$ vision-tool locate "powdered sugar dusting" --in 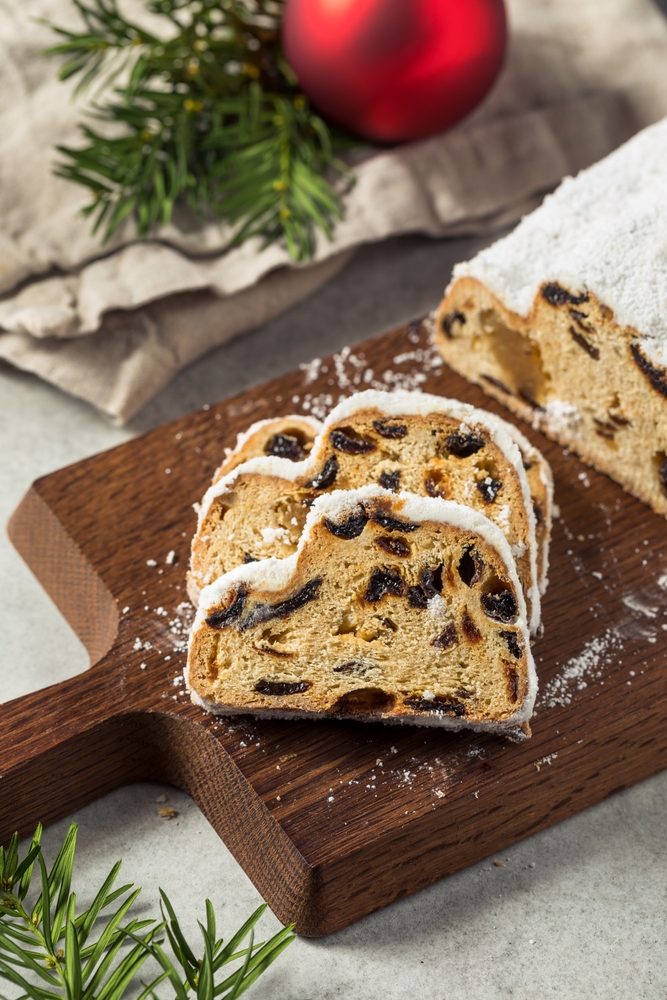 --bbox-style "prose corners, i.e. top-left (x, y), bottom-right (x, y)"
top-left (453, 116), bottom-right (667, 366)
